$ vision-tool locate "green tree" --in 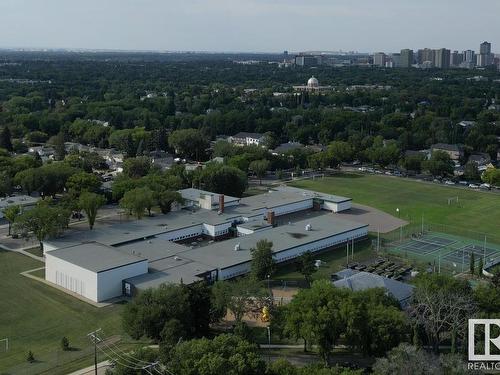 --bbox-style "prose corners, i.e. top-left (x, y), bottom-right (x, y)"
top-left (168, 128), bottom-right (209, 160)
top-left (3, 204), bottom-right (21, 236)
top-left (296, 251), bottom-right (317, 286)
top-left (423, 150), bottom-right (454, 177)
top-left (122, 284), bottom-right (192, 341)
top-left (157, 190), bottom-right (184, 214)
top-left (49, 132), bottom-right (66, 161)
top-left (199, 164), bottom-right (248, 197)
top-left (463, 161), bottom-right (480, 181)
top-left (14, 168), bottom-right (43, 195)
top-left (167, 334), bottom-right (266, 375)
top-left (122, 156), bottom-right (152, 178)
top-left (79, 192), bottom-right (106, 230)
top-left (474, 284), bottom-right (500, 318)
top-left (482, 167), bottom-right (500, 186)
top-left (470, 252), bottom-right (475, 275)
top-left (66, 172), bottom-right (101, 196)
top-left (13, 203), bottom-right (70, 250)
top-left (119, 187), bottom-right (155, 219)
top-left (249, 159), bottom-right (270, 185)
top-left (61, 337), bottom-right (70, 351)
top-left (250, 239), bottom-right (275, 281)
top-left (0, 126), bottom-right (13, 152)
top-left (283, 280), bottom-right (348, 364)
